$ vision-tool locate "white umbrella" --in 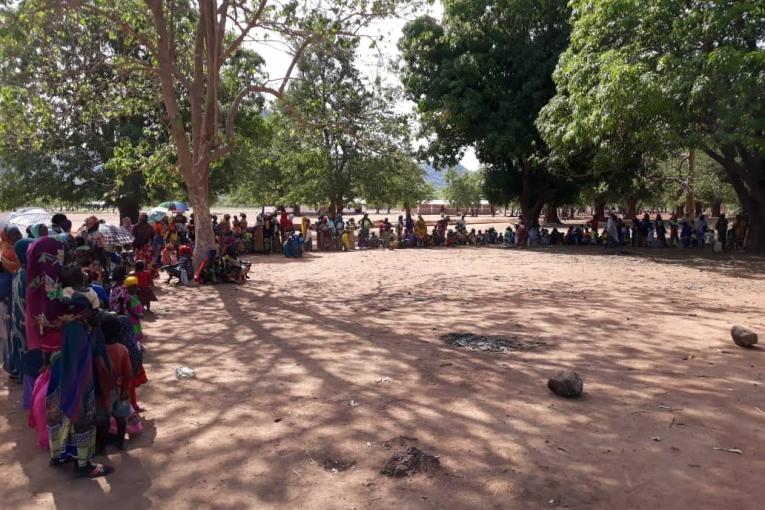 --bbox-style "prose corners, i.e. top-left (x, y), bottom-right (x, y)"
top-left (7, 208), bottom-right (52, 232)
top-left (148, 207), bottom-right (168, 224)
